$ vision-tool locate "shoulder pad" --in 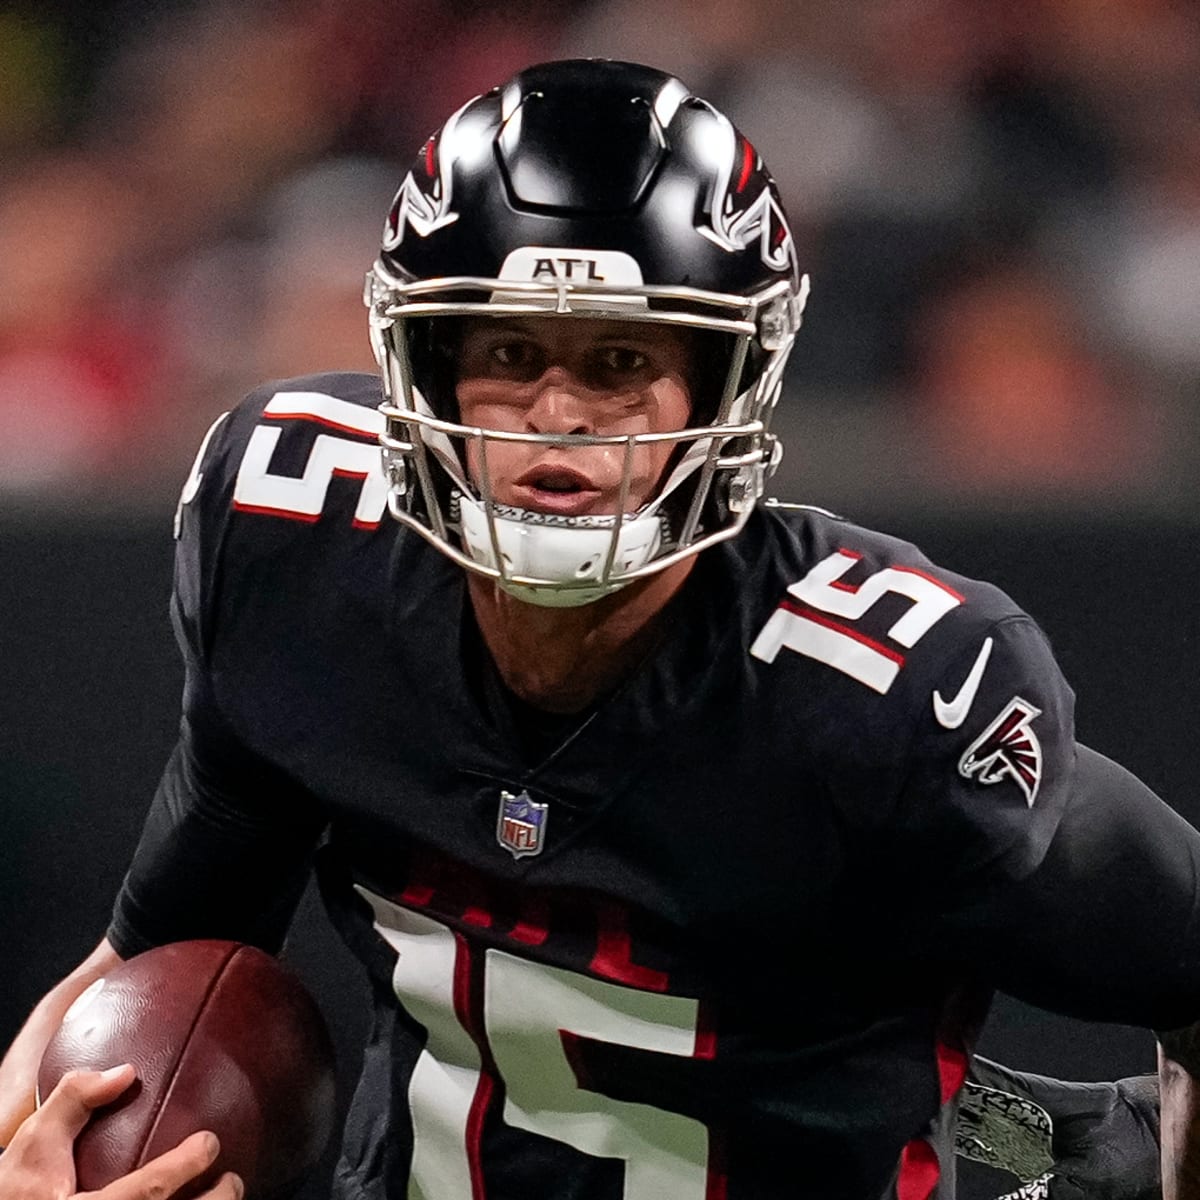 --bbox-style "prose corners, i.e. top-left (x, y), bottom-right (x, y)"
top-left (177, 372), bottom-right (387, 536)
top-left (752, 507), bottom-right (1021, 699)
top-left (171, 372), bottom-right (390, 663)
